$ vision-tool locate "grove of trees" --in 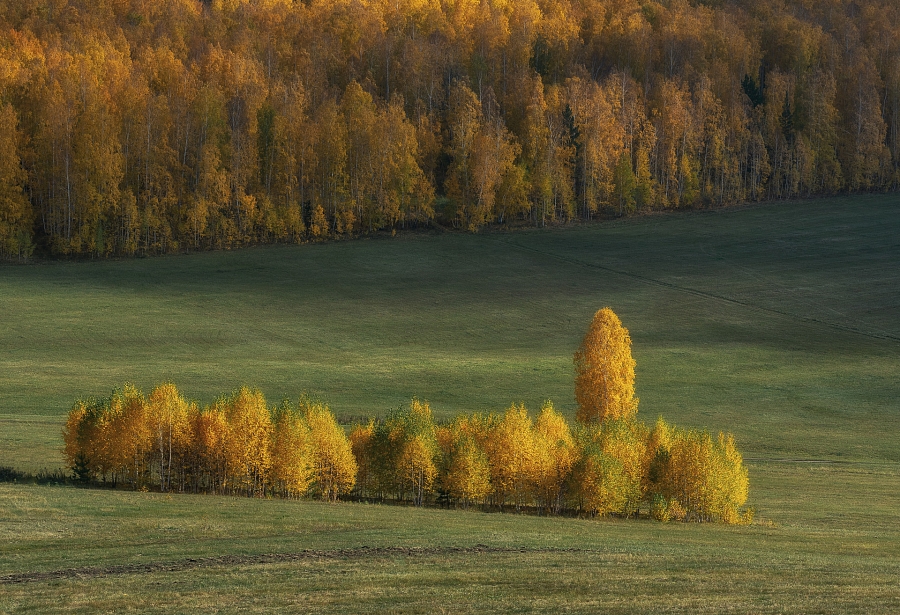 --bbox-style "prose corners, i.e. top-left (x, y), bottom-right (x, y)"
top-left (63, 385), bottom-right (357, 500)
top-left (2, 0), bottom-right (900, 259)
top-left (63, 307), bottom-right (751, 523)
